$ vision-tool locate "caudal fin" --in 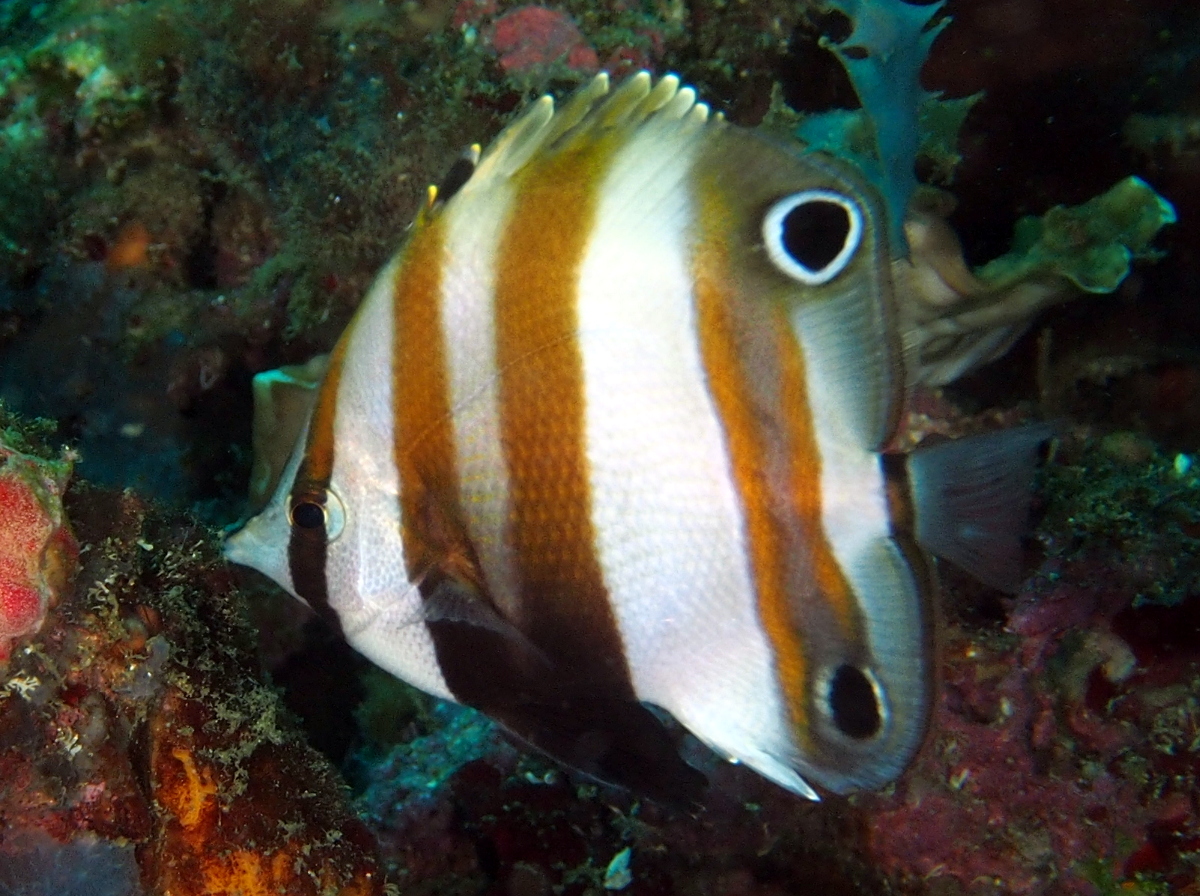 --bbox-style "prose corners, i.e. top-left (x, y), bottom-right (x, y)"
top-left (907, 424), bottom-right (1055, 592)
